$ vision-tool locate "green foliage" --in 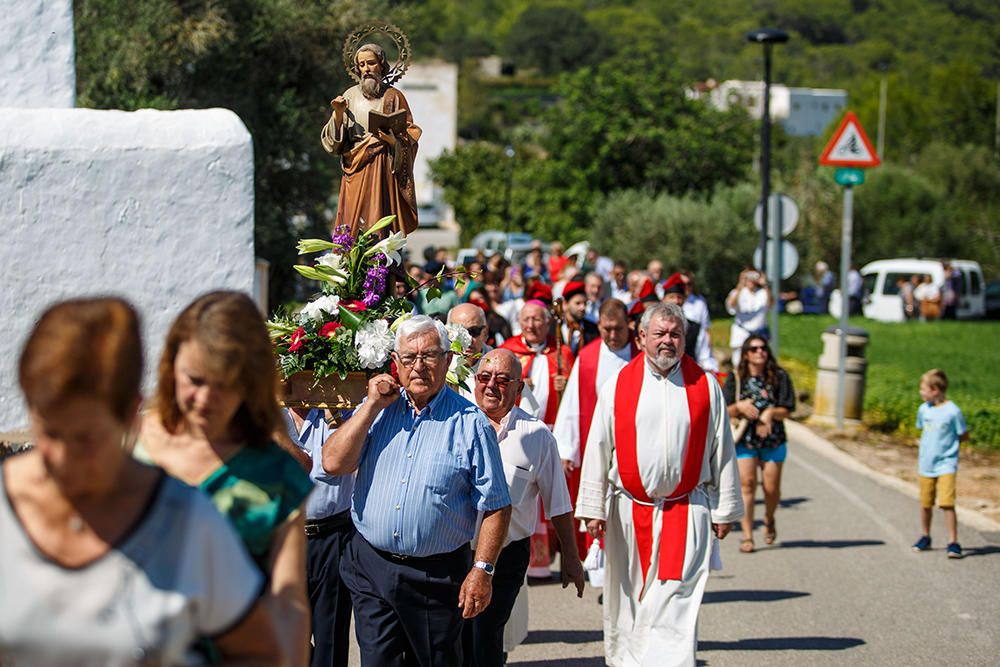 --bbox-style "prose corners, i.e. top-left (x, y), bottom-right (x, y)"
top-left (502, 5), bottom-right (607, 75)
top-left (76, 0), bottom-right (395, 306)
top-left (740, 315), bottom-right (1000, 449)
top-left (588, 186), bottom-right (759, 308)
top-left (547, 55), bottom-right (756, 196)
